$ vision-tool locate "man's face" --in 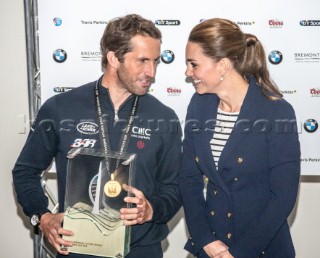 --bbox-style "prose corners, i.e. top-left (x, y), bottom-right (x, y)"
top-left (116, 35), bottom-right (161, 96)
